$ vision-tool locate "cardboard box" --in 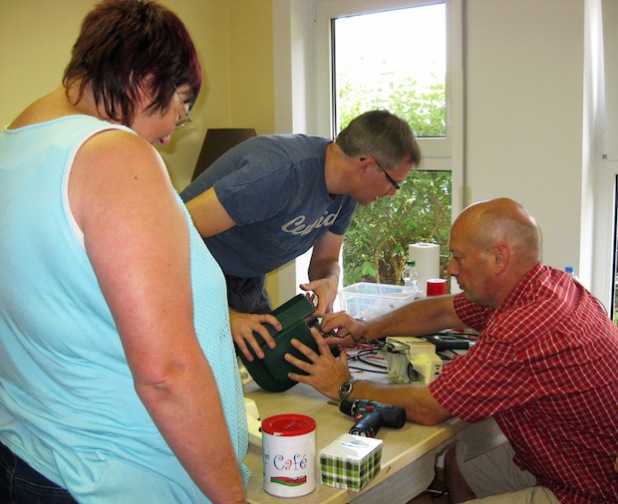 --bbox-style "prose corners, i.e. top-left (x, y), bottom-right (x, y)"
top-left (338, 282), bottom-right (417, 320)
top-left (319, 434), bottom-right (383, 492)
